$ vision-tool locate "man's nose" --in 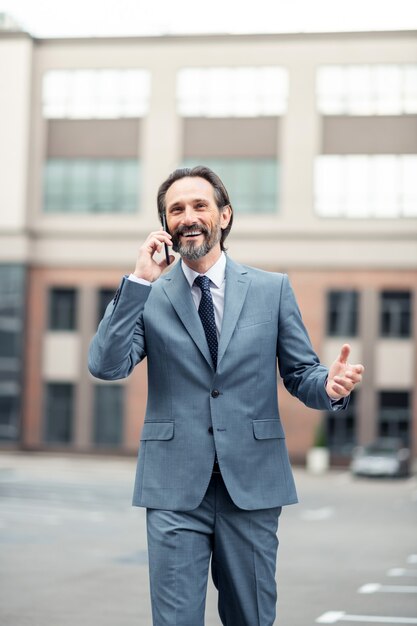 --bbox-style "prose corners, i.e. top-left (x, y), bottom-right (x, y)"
top-left (181, 207), bottom-right (198, 225)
